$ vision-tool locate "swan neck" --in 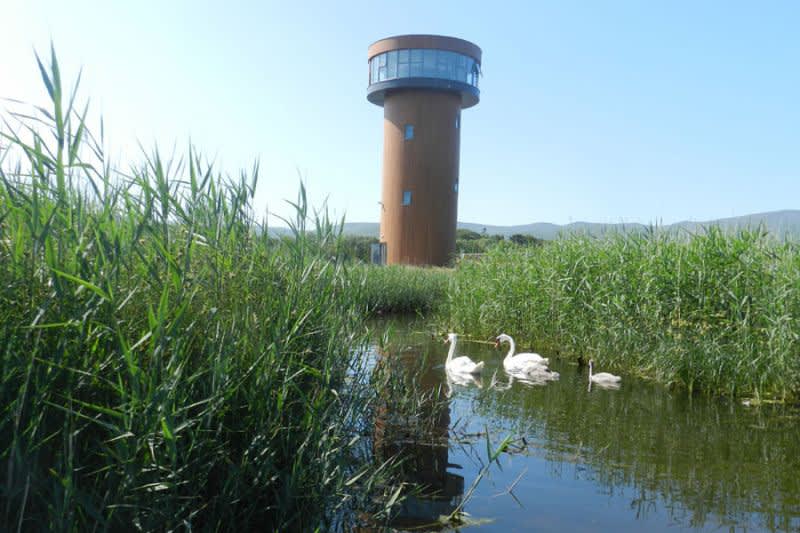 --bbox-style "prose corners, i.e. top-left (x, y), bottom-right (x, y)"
top-left (588, 362), bottom-right (593, 380)
top-left (446, 337), bottom-right (456, 363)
top-left (503, 338), bottom-right (516, 362)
